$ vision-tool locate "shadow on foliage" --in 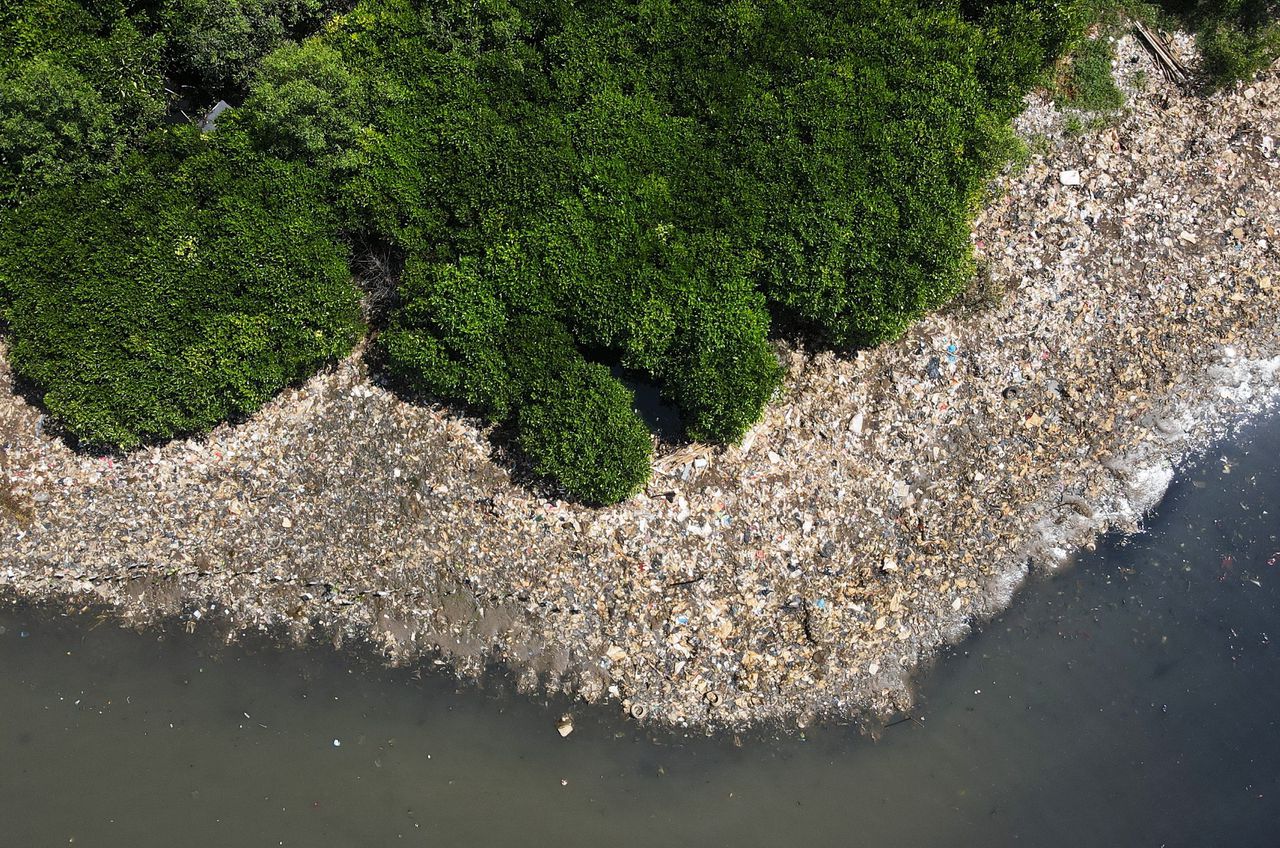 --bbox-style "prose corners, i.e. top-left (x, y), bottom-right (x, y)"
top-left (349, 240), bottom-right (408, 330)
